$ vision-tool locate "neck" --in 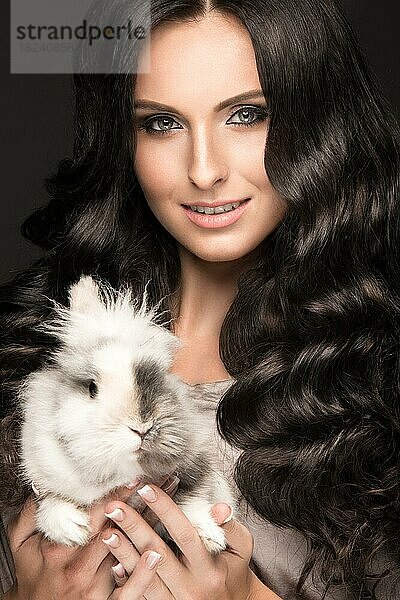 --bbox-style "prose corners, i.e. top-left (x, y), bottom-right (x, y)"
top-left (171, 243), bottom-right (259, 340)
